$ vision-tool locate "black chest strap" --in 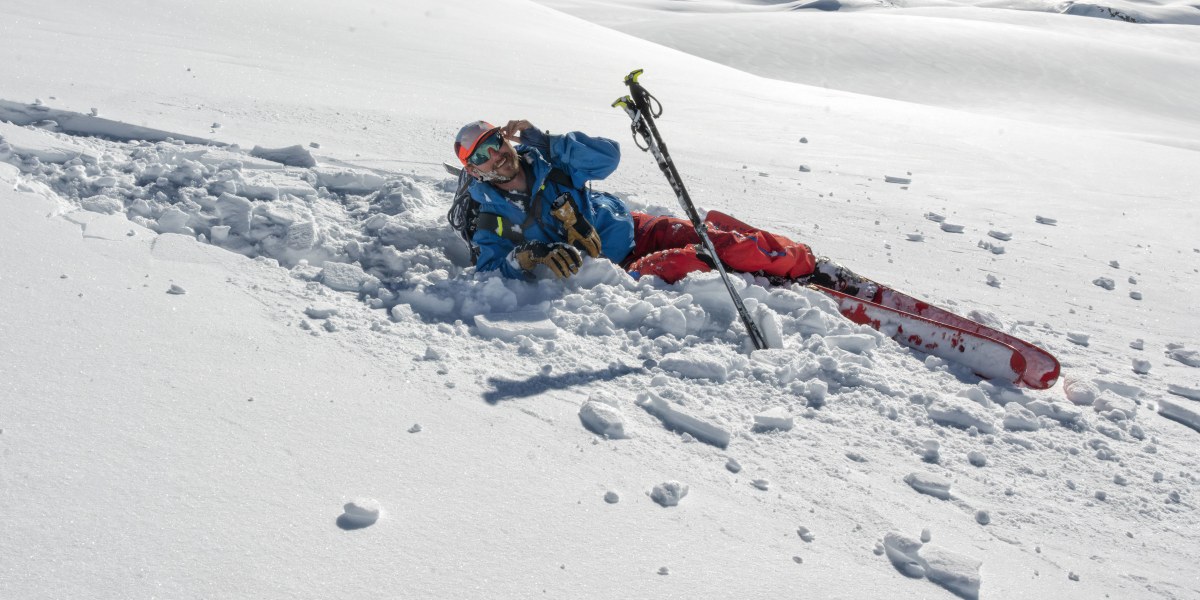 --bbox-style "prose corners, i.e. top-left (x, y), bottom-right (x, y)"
top-left (476, 166), bottom-right (582, 246)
